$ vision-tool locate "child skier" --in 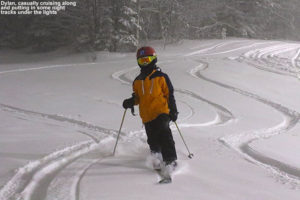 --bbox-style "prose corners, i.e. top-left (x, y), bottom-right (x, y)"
top-left (122, 46), bottom-right (178, 171)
